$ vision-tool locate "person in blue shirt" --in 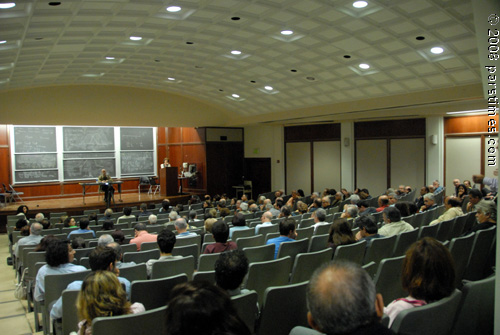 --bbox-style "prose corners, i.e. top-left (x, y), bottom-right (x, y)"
top-left (67, 218), bottom-right (96, 239)
top-left (266, 217), bottom-right (297, 259)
